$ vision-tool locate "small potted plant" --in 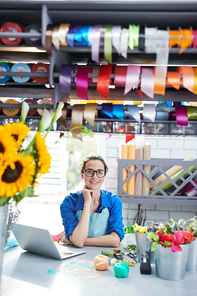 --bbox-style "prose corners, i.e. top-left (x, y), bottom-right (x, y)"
top-left (185, 216), bottom-right (197, 272)
top-left (147, 218), bottom-right (194, 280)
